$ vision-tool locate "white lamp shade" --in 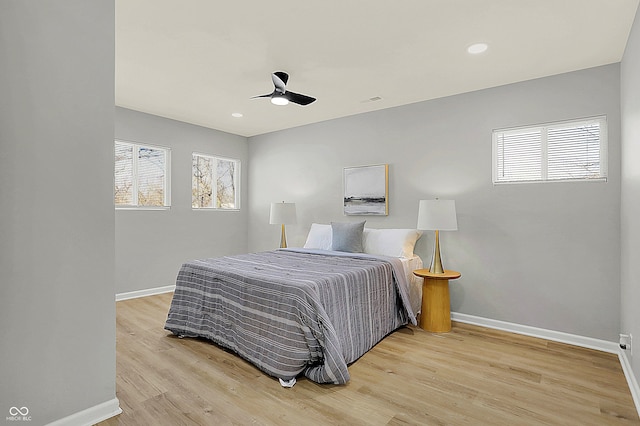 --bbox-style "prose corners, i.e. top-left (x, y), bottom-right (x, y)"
top-left (269, 202), bottom-right (297, 225)
top-left (417, 199), bottom-right (458, 231)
